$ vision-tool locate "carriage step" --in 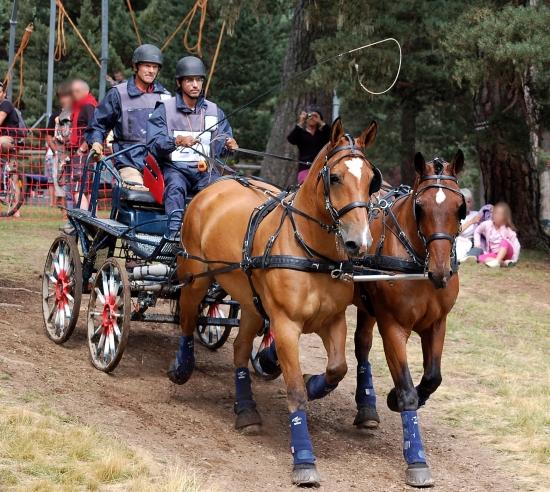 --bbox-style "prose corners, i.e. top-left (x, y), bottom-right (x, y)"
top-left (131, 312), bottom-right (178, 323)
top-left (197, 316), bottom-right (240, 327)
